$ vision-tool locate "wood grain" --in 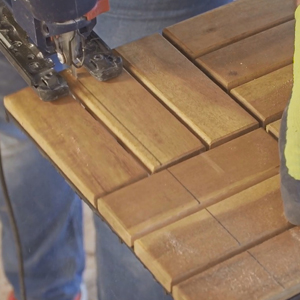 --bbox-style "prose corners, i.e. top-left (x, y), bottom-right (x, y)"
top-left (64, 69), bottom-right (204, 173)
top-left (197, 21), bottom-right (294, 91)
top-left (267, 119), bottom-right (282, 140)
top-left (231, 65), bottom-right (292, 126)
top-left (97, 170), bottom-right (199, 246)
top-left (173, 228), bottom-right (300, 300)
top-left (163, 0), bottom-right (295, 59)
top-left (173, 252), bottom-right (283, 300)
top-left (117, 34), bottom-right (258, 148)
top-left (207, 175), bottom-right (292, 249)
top-left (4, 88), bottom-right (146, 206)
top-left (134, 209), bottom-right (241, 291)
top-left (250, 228), bottom-right (300, 296)
top-left (169, 129), bottom-right (280, 208)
